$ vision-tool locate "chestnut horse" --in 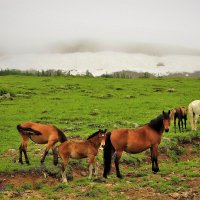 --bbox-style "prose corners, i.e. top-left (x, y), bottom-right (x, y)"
top-left (17, 122), bottom-right (67, 164)
top-left (170, 107), bottom-right (187, 133)
top-left (188, 100), bottom-right (200, 131)
top-left (103, 111), bottom-right (170, 179)
top-left (53, 129), bottom-right (107, 183)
